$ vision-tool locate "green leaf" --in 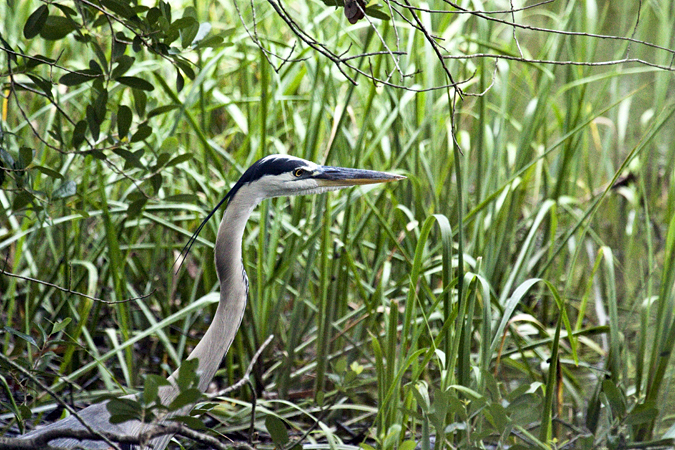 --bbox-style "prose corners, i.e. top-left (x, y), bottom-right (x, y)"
top-left (126, 198), bottom-right (147, 219)
top-left (111, 55), bottom-right (135, 79)
top-left (177, 359), bottom-right (199, 391)
top-left (180, 21), bottom-right (199, 48)
top-left (166, 153), bottom-right (192, 167)
top-left (150, 173), bottom-right (163, 194)
top-left (193, 35), bottom-right (229, 50)
top-left (25, 74), bottom-right (53, 99)
top-left (86, 105), bottom-right (100, 141)
top-left (72, 120), bottom-right (87, 148)
top-left (19, 147), bottom-right (33, 168)
top-left (131, 124), bottom-right (152, 142)
top-left (265, 415), bottom-right (290, 446)
top-left (24, 5), bottom-right (49, 39)
top-left (107, 398), bottom-right (142, 424)
top-left (148, 104), bottom-right (180, 119)
top-left (143, 374), bottom-right (169, 404)
top-left (12, 192), bottom-right (34, 210)
top-left (176, 70), bottom-right (184, 92)
top-left (117, 105), bottom-right (132, 138)
top-left (117, 76), bottom-right (155, 91)
top-left (132, 89), bottom-right (147, 116)
top-left (625, 401), bottom-right (659, 425)
top-left (39, 16), bottom-right (76, 40)
top-left (99, 0), bottom-right (136, 20)
top-left (3, 326), bottom-right (38, 348)
top-left (167, 388), bottom-right (202, 411)
top-left (51, 318), bottom-right (72, 334)
top-left (365, 6), bottom-right (390, 21)
top-left (171, 415), bottom-right (206, 430)
top-left (113, 148), bottom-right (144, 170)
top-left (602, 380), bottom-right (626, 419)
top-left (59, 69), bottom-right (101, 86)
top-left (53, 180), bottom-right (77, 199)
